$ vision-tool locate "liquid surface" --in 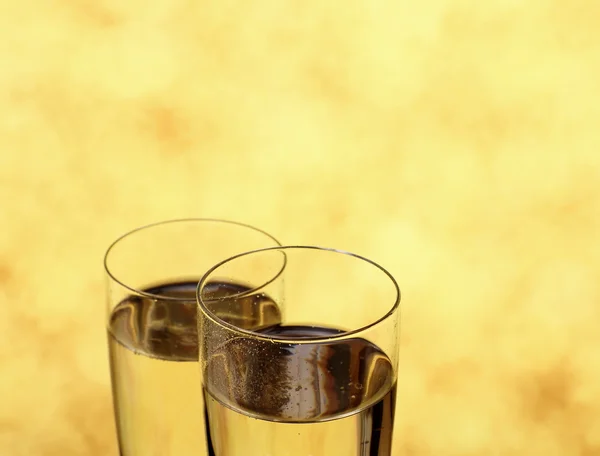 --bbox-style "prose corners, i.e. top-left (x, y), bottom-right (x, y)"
top-left (110, 280), bottom-right (281, 361)
top-left (108, 280), bottom-right (280, 456)
top-left (203, 324), bottom-right (396, 456)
